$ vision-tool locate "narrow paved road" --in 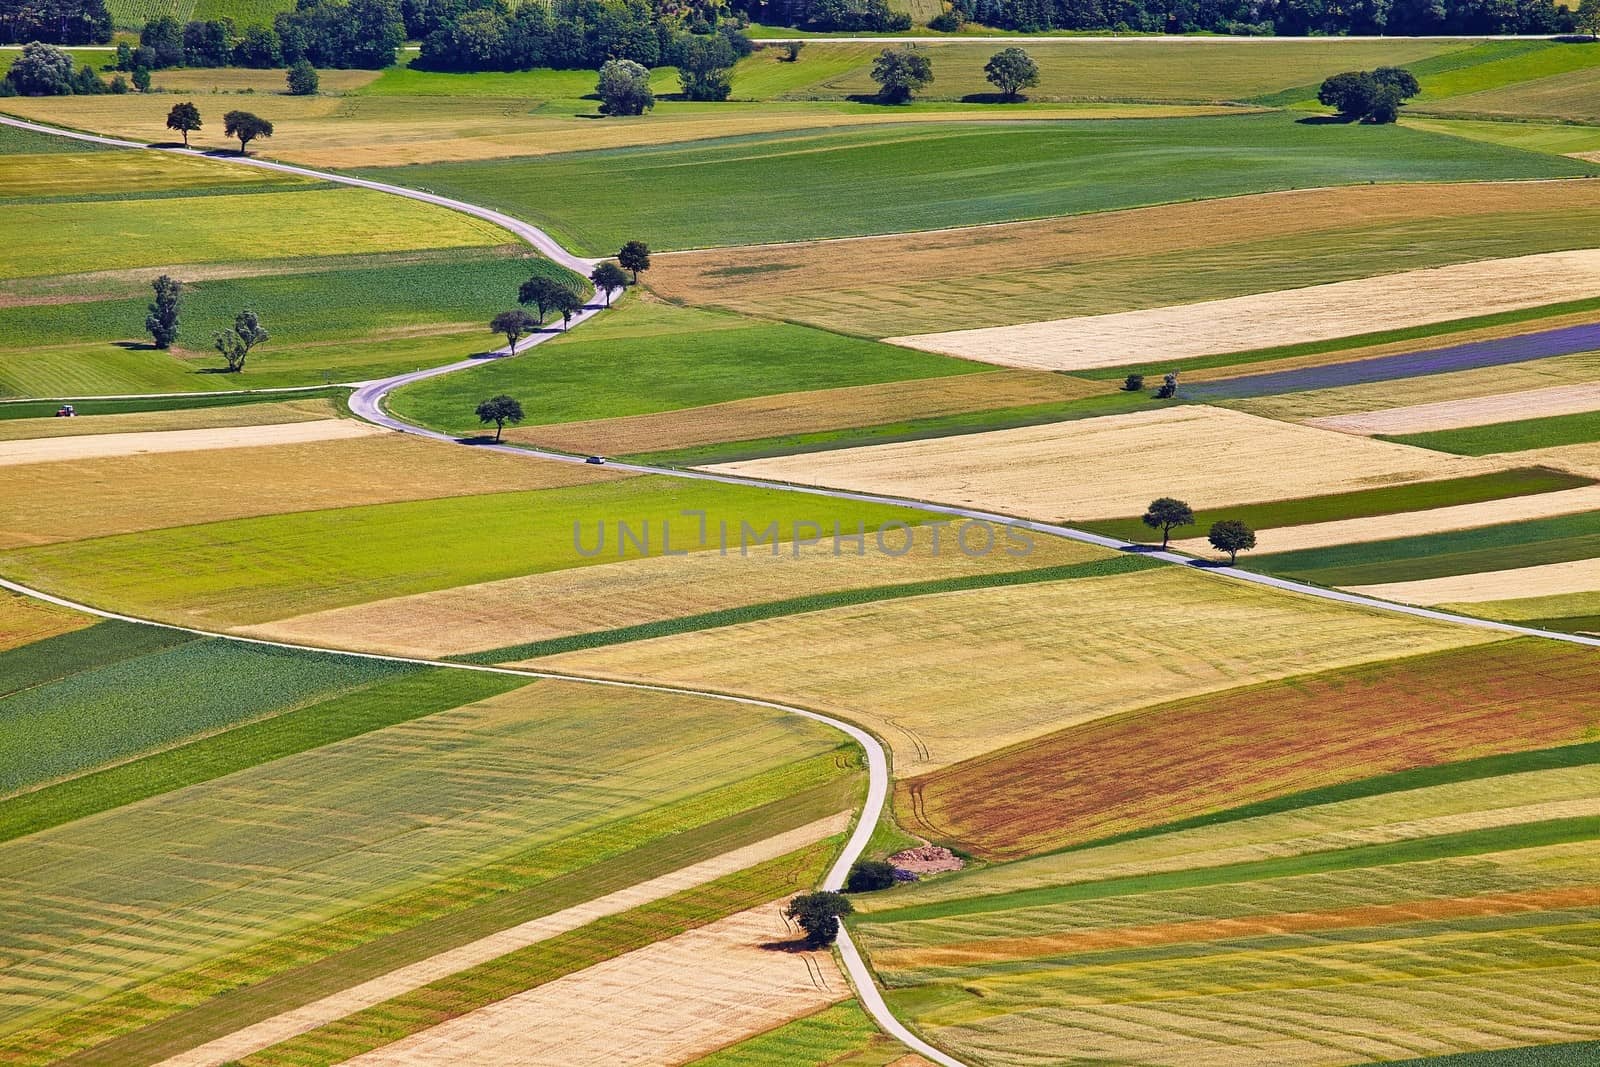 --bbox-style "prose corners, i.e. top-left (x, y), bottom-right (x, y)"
top-left (7, 109), bottom-right (1600, 1067)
